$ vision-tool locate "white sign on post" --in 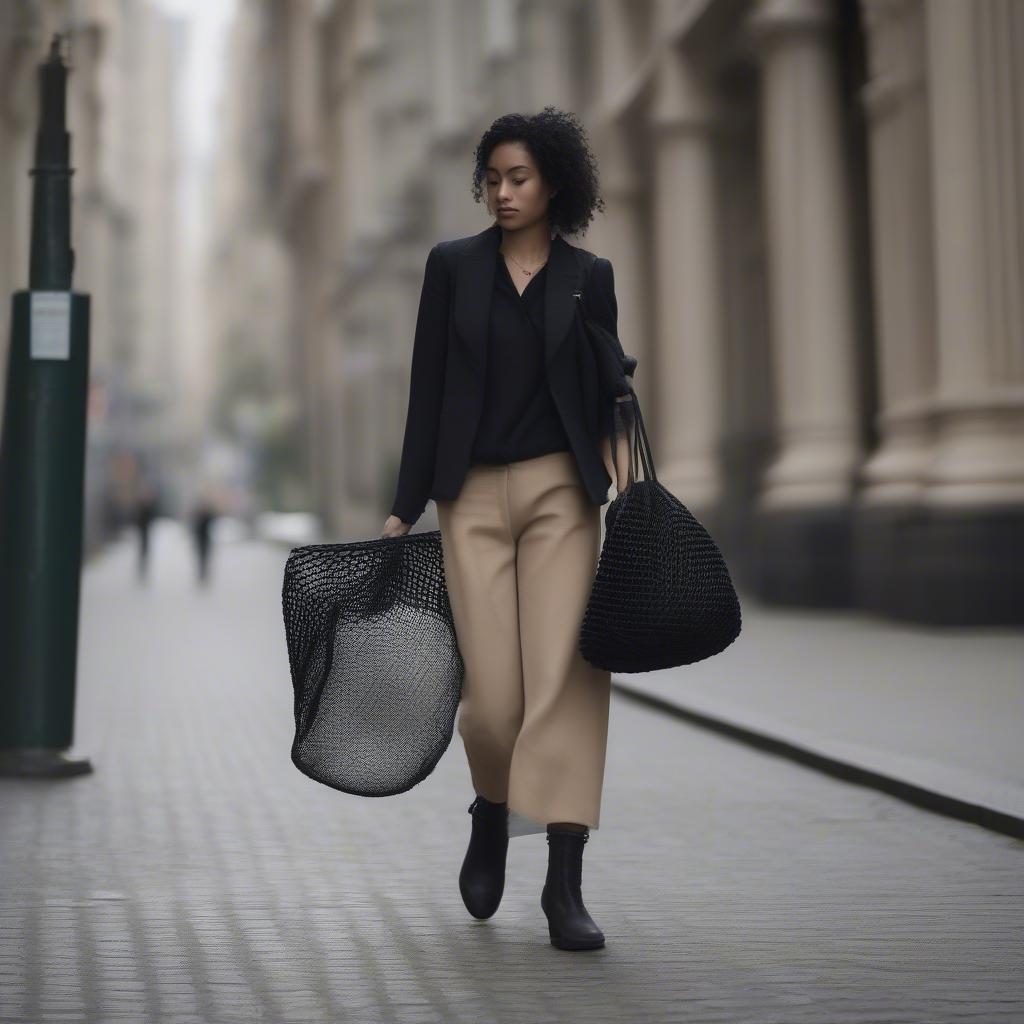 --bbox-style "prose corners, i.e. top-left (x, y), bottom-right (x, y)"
top-left (30, 291), bottom-right (72, 360)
